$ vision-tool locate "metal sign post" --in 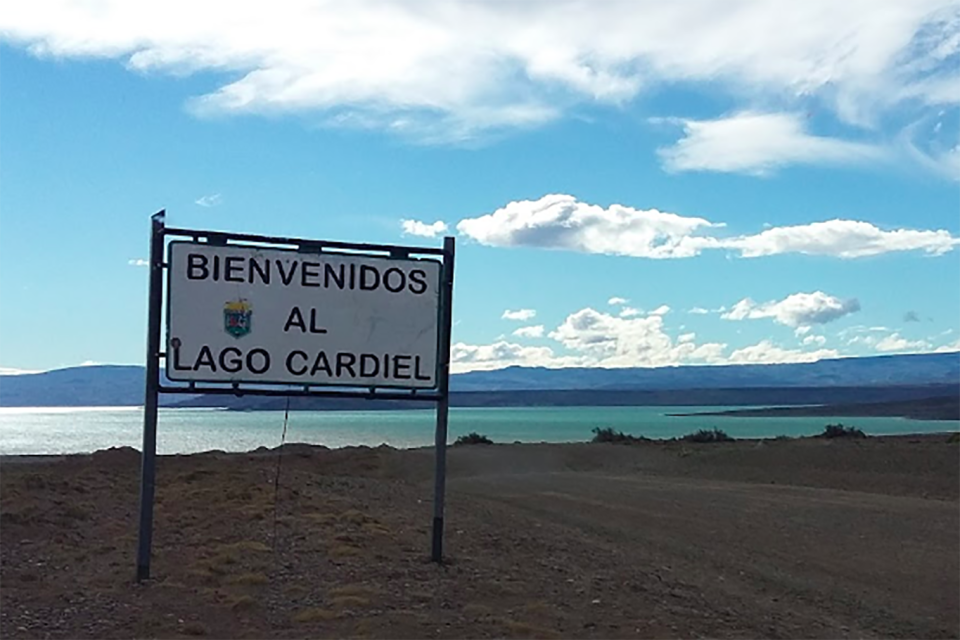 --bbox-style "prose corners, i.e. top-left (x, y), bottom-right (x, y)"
top-left (134, 212), bottom-right (455, 581)
top-left (136, 210), bottom-right (165, 582)
top-left (431, 236), bottom-right (455, 563)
